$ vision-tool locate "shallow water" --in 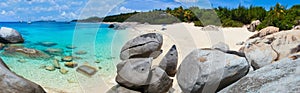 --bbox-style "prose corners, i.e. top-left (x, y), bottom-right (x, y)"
top-left (0, 22), bottom-right (129, 92)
